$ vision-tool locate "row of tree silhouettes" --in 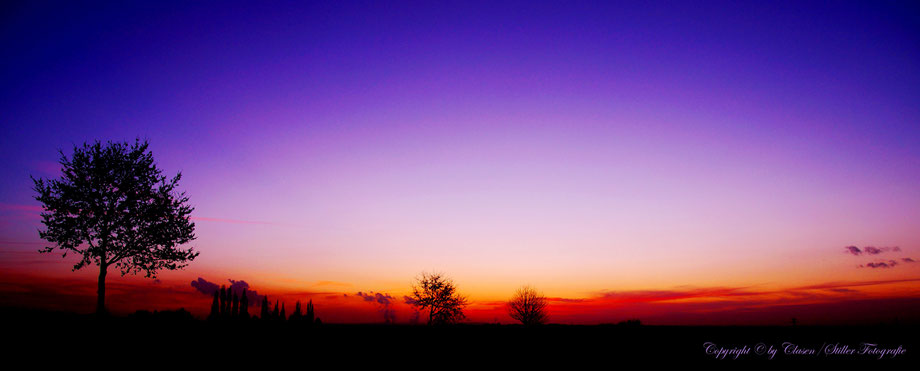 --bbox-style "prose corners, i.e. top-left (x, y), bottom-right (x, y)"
top-left (208, 274), bottom-right (548, 325)
top-left (208, 285), bottom-right (320, 323)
